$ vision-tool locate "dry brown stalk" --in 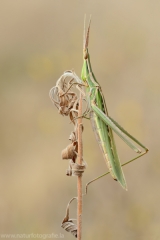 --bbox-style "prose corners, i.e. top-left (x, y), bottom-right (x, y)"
top-left (77, 93), bottom-right (83, 240)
